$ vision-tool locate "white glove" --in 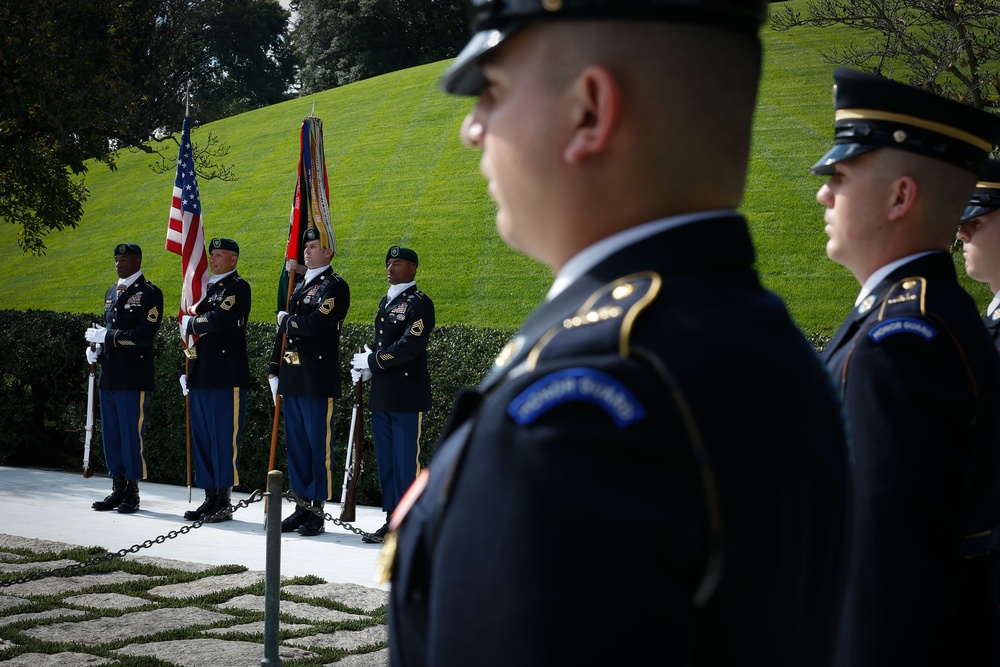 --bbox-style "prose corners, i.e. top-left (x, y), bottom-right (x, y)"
top-left (350, 367), bottom-right (371, 383)
top-left (352, 345), bottom-right (372, 371)
top-left (179, 374), bottom-right (189, 396)
top-left (277, 311), bottom-right (288, 326)
top-left (85, 345), bottom-right (101, 364)
top-left (268, 376), bottom-right (279, 406)
top-left (85, 325), bottom-right (108, 344)
top-left (180, 315), bottom-right (192, 337)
